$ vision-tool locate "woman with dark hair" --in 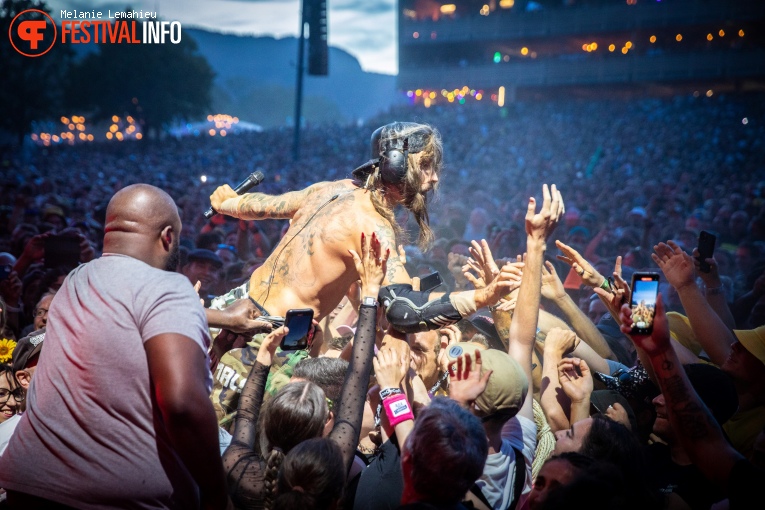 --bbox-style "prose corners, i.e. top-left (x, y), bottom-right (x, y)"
top-left (550, 414), bottom-right (662, 508)
top-left (271, 438), bottom-right (345, 510)
top-left (223, 232), bottom-right (388, 509)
